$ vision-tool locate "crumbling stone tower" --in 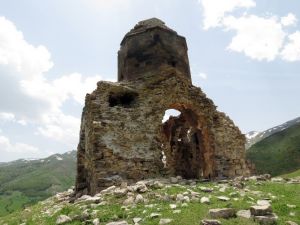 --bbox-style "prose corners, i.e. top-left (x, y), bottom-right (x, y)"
top-left (76, 18), bottom-right (250, 196)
